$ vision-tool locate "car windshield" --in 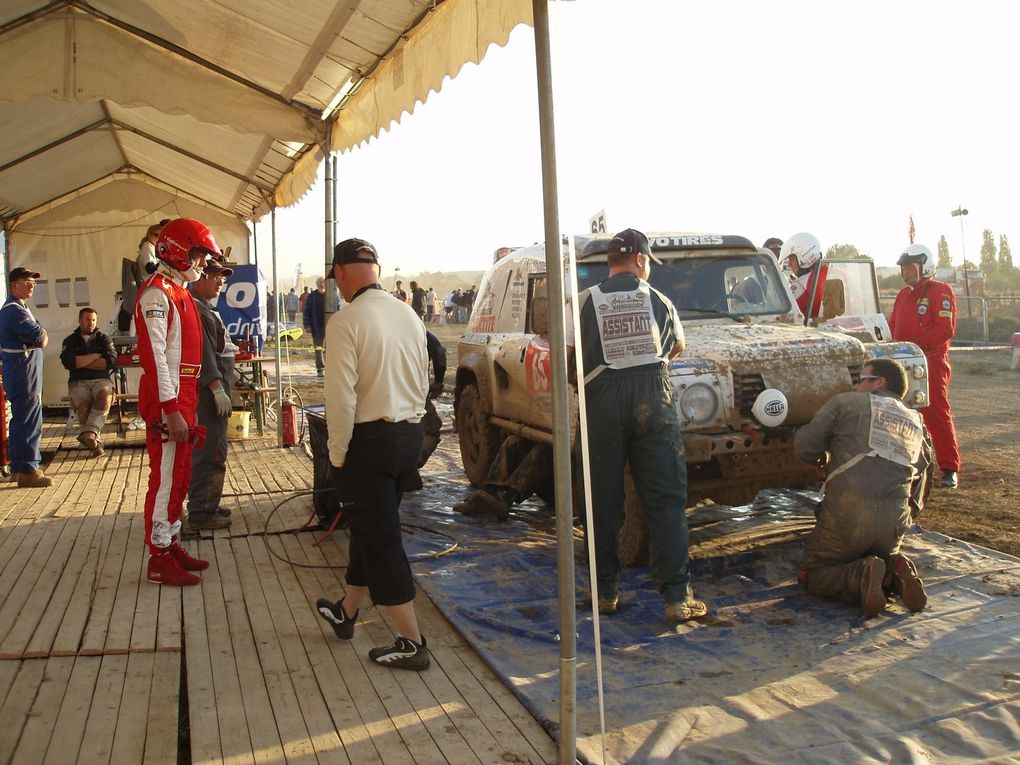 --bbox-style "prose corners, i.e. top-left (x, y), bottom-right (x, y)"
top-left (575, 252), bottom-right (793, 319)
